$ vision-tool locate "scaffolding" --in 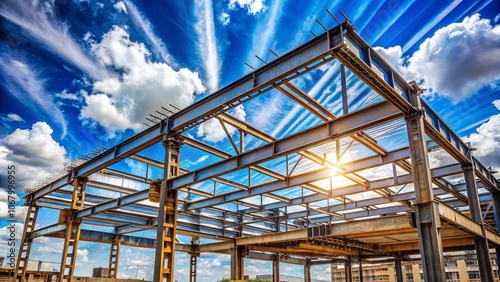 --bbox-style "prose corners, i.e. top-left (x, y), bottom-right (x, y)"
top-left (16, 16), bottom-right (500, 282)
